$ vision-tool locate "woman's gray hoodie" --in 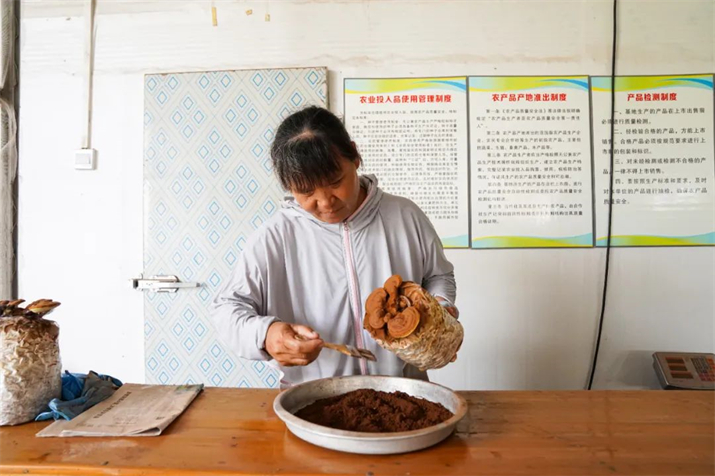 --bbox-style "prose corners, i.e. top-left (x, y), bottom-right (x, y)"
top-left (211, 175), bottom-right (456, 387)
